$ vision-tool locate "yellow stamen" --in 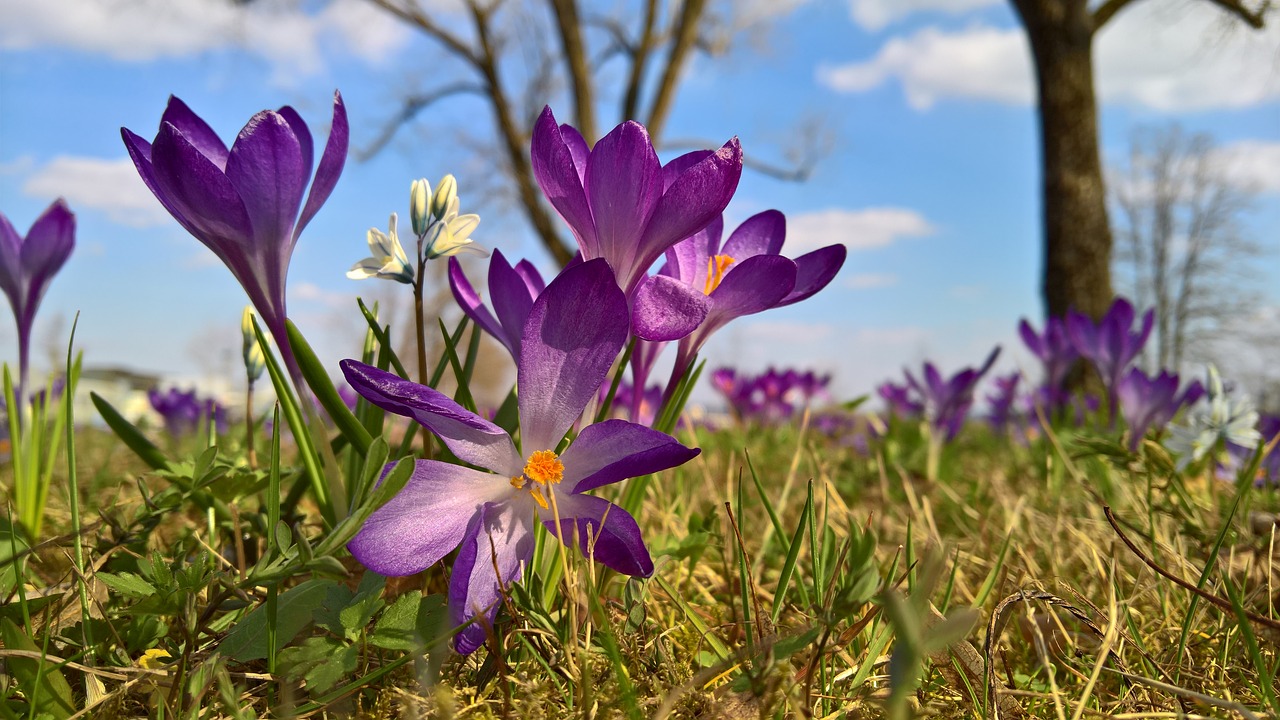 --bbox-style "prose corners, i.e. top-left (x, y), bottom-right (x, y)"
top-left (704, 254), bottom-right (735, 295)
top-left (523, 449), bottom-right (564, 485)
top-left (510, 475), bottom-right (525, 490)
top-left (530, 486), bottom-right (550, 509)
